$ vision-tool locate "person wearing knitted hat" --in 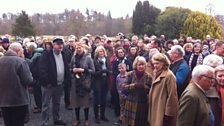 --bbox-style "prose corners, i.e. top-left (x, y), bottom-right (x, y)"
top-left (0, 37), bottom-right (10, 51)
